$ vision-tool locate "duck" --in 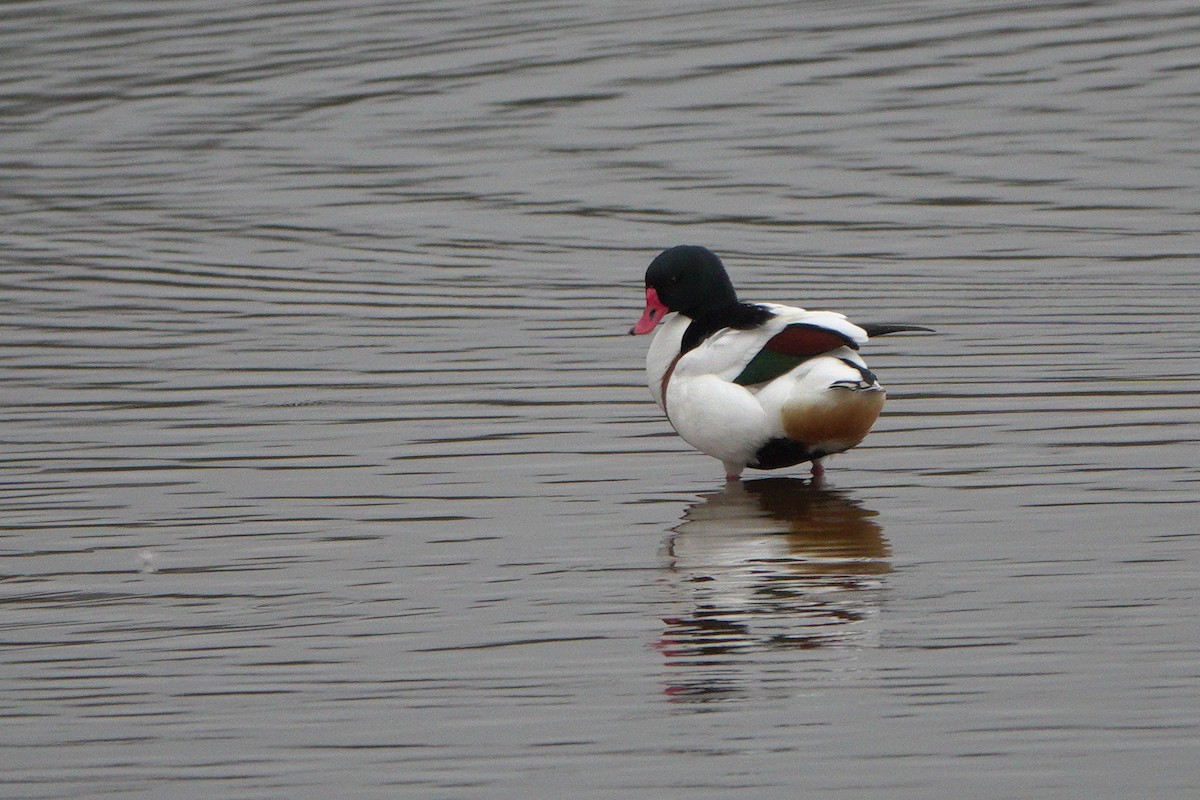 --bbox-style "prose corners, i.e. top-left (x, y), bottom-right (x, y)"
top-left (629, 245), bottom-right (929, 481)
